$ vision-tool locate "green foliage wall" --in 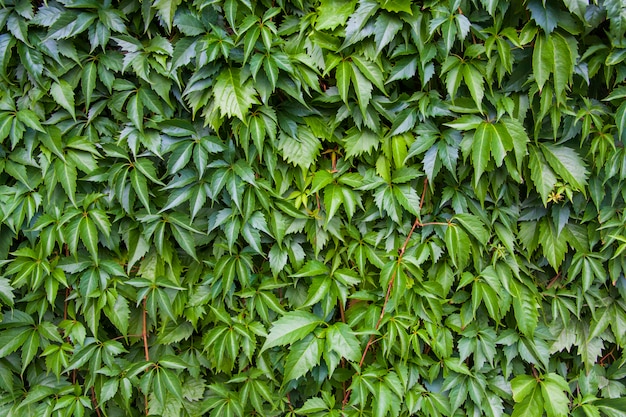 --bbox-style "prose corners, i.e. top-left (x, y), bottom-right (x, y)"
top-left (1, 0), bottom-right (626, 416)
